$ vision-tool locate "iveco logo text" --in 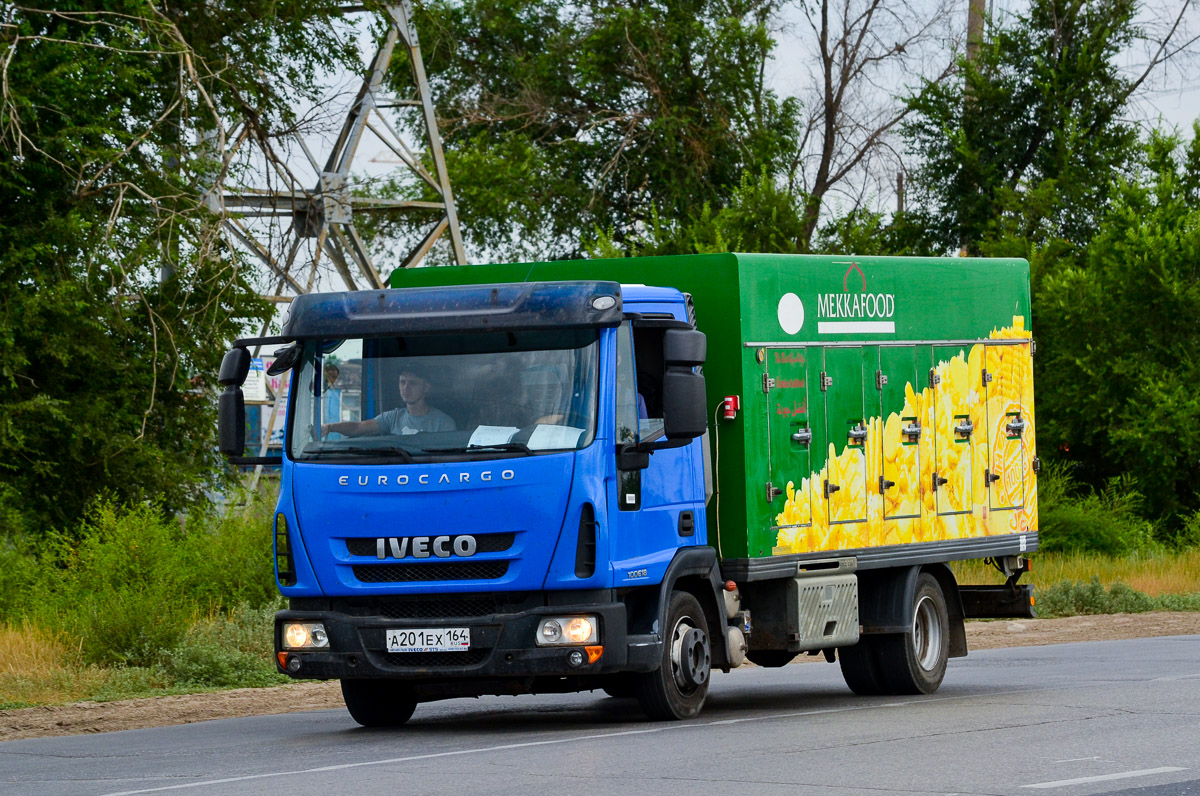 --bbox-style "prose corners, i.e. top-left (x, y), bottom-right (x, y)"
top-left (338, 470), bottom-right (515, 486)
top-left (377, 535), bottom-right (478, 559)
